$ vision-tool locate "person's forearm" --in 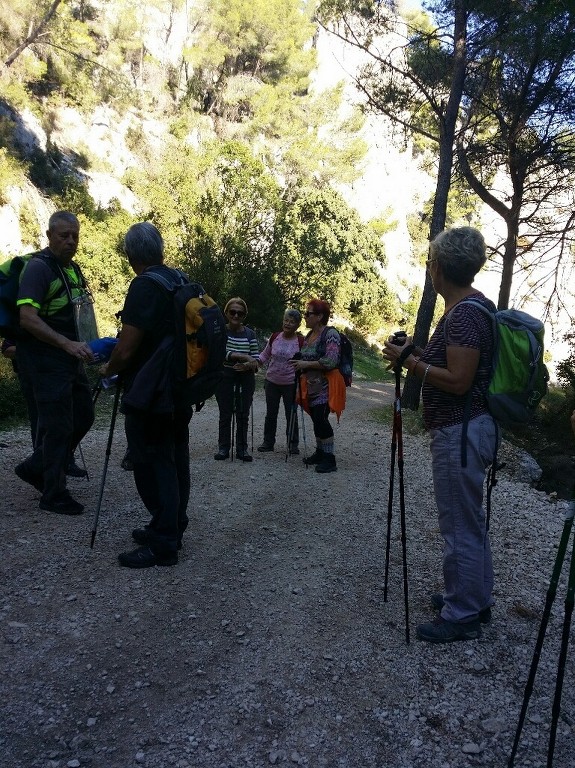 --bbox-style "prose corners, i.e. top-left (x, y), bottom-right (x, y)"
top-left (21, 311), bottom-right (71, 350)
